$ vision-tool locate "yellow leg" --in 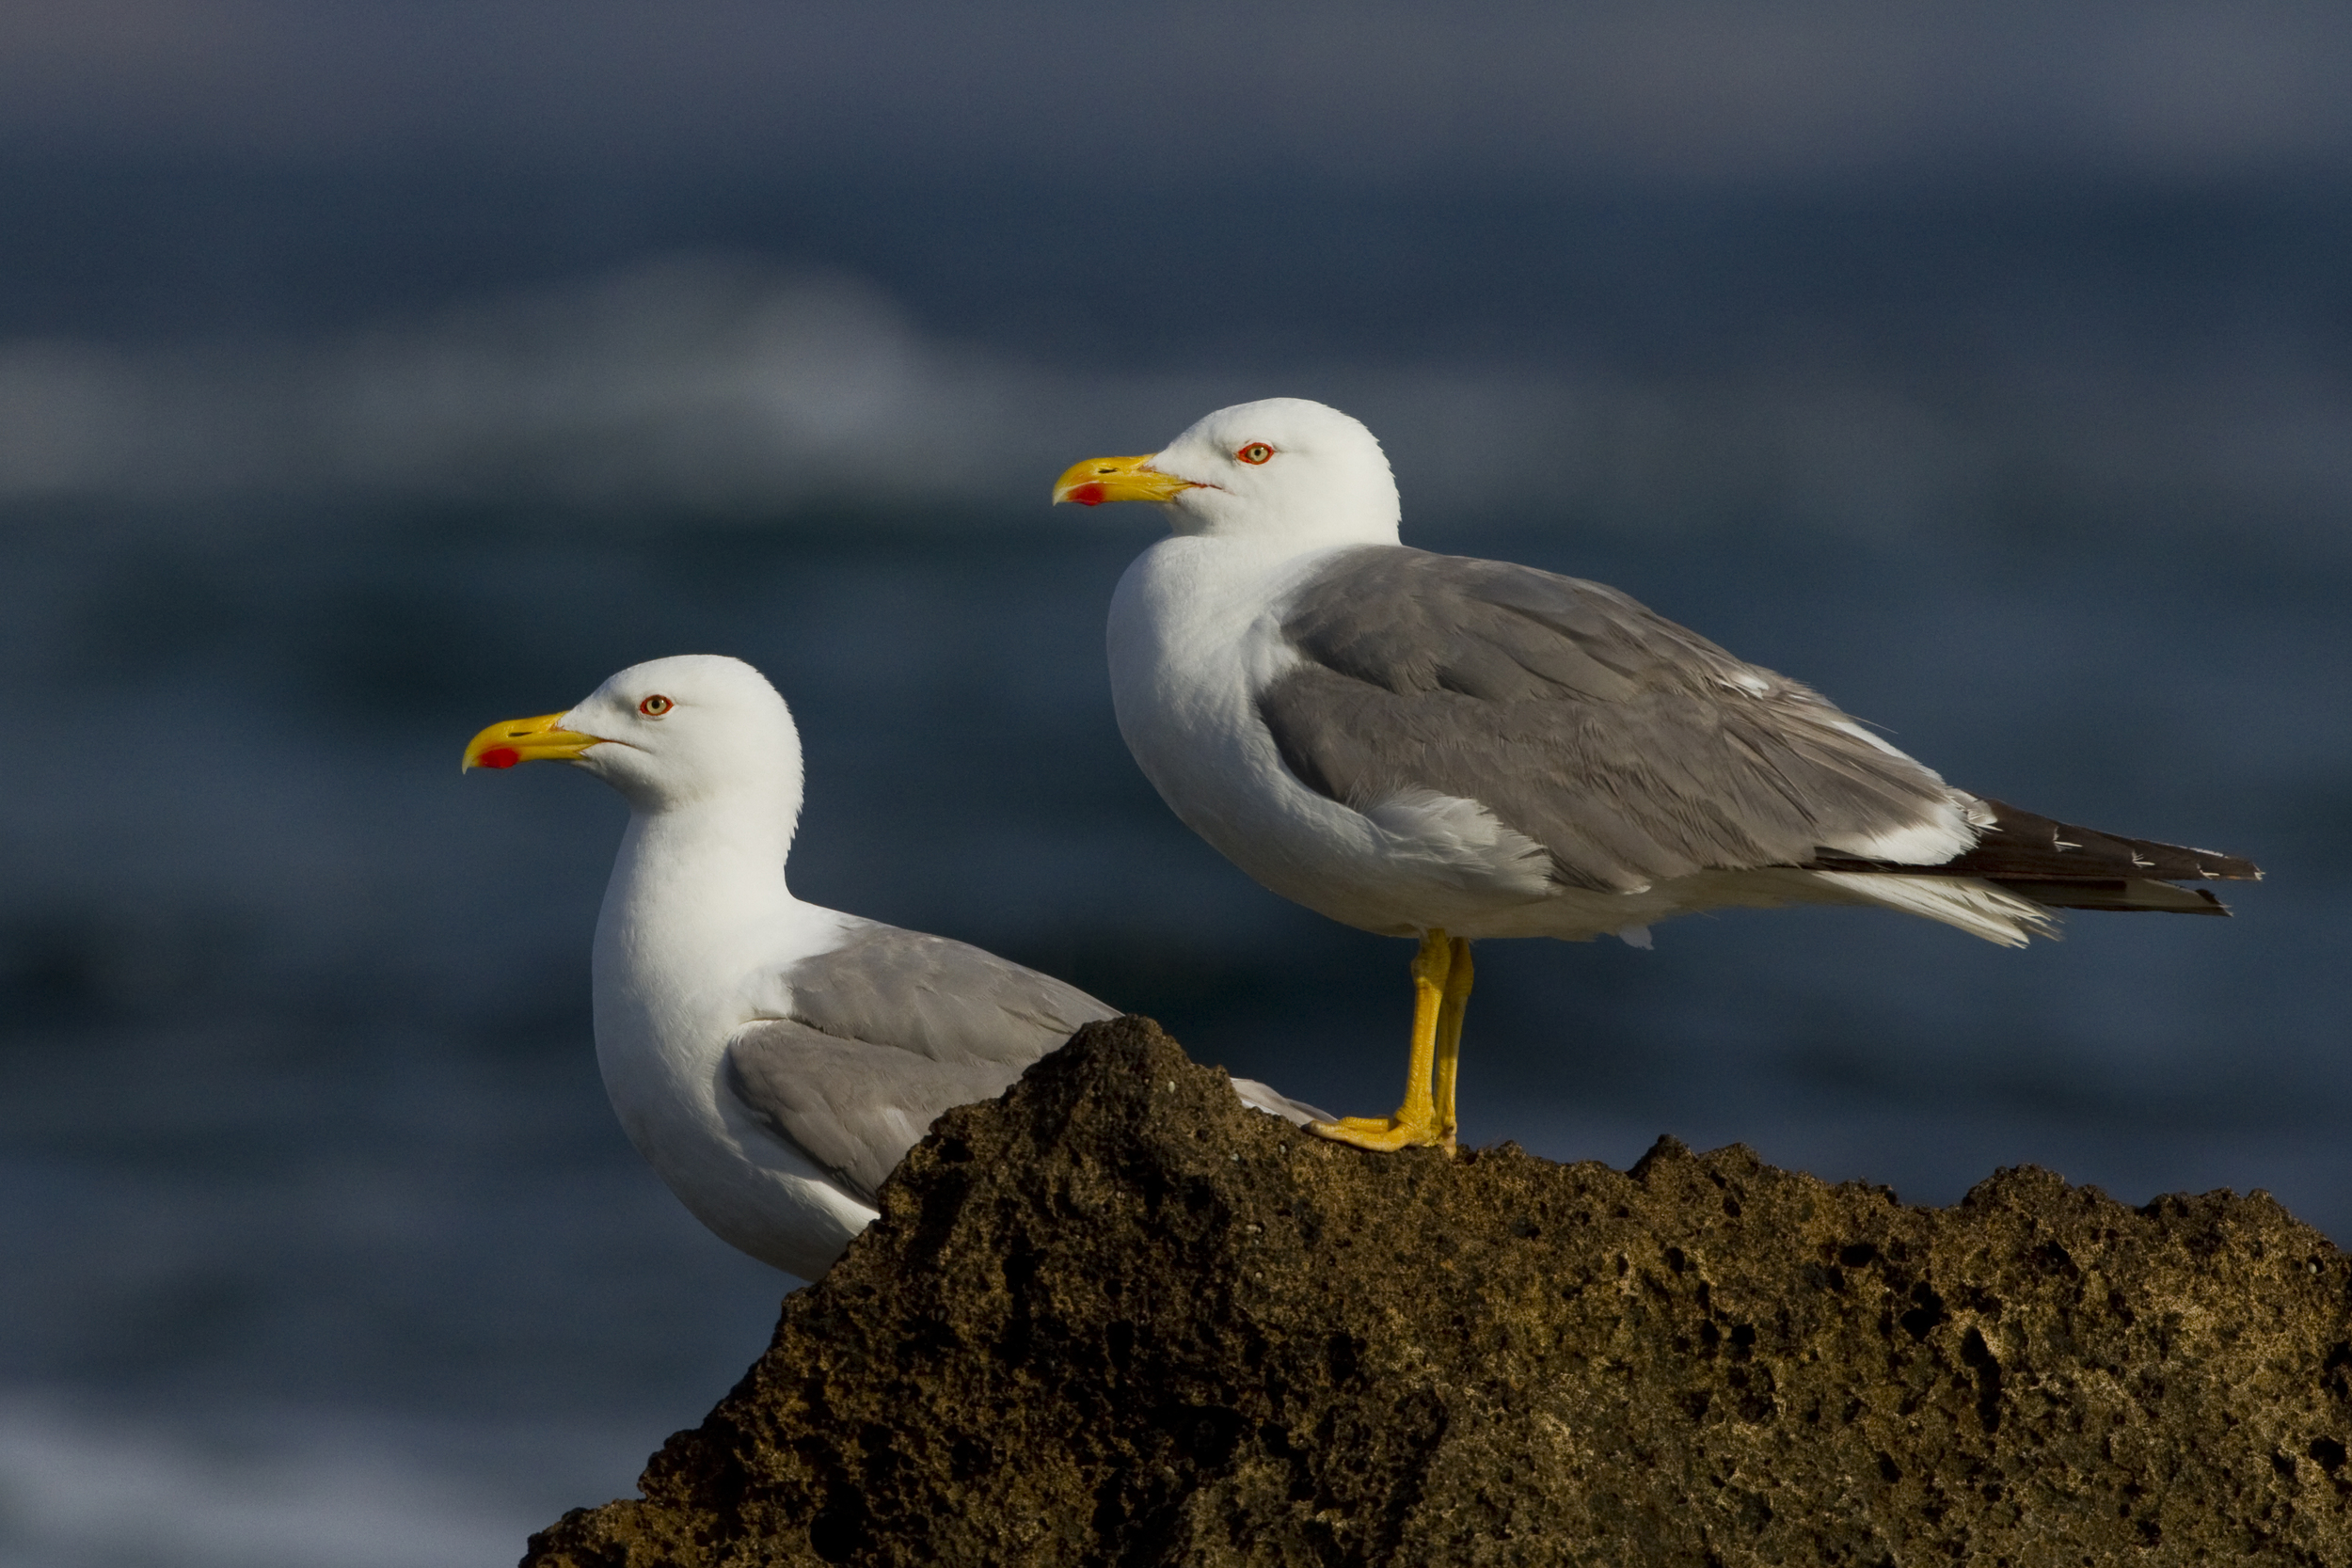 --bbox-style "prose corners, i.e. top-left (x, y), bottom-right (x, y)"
top-left (1433, 936), bottom-right (1472, 1152)
top-left (1311, 930), bottom-right (1455, 1152)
